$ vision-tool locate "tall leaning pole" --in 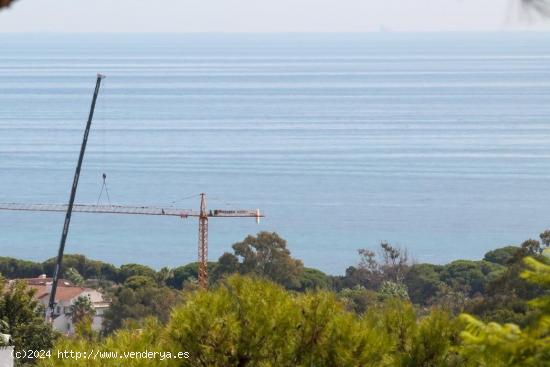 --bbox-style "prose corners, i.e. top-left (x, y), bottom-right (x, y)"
top-left (47, 74), bottom-right (105, 321)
